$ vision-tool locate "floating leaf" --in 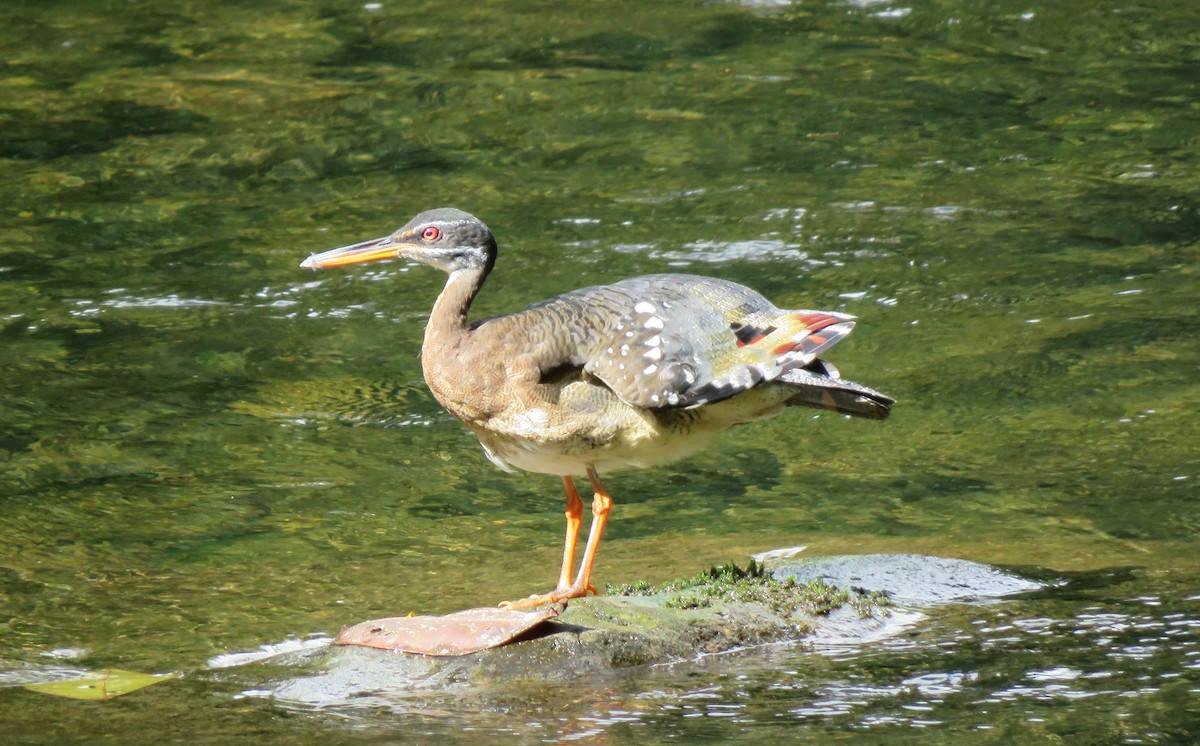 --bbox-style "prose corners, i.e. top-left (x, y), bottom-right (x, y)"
top-left (334, 604), bottom-right (563, 655)
top-left (24, 669), bottom-right (178, 700)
